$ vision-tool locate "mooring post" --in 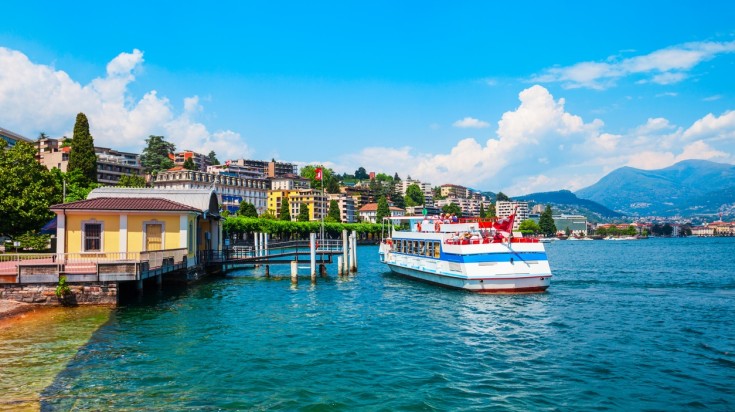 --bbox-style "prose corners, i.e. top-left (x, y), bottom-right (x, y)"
top-left (156, 274), bottom-right (162, 288)
top-left (254, 232), bottom-right (260, 257)
top-left (310, 233), bottom-right (316, 277)
top-left (319, 263), bottom-right (327, 277)
top-left (342, 229), bottom-right (348, 275)
top-left (337, 256), bottom-right (343, 276)
top-left (291, 260), bottom-right (298, 284)
top-left (264, 233), bottom-right (269, 257)
top-left (350, 230), bottom-right (357, 272)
